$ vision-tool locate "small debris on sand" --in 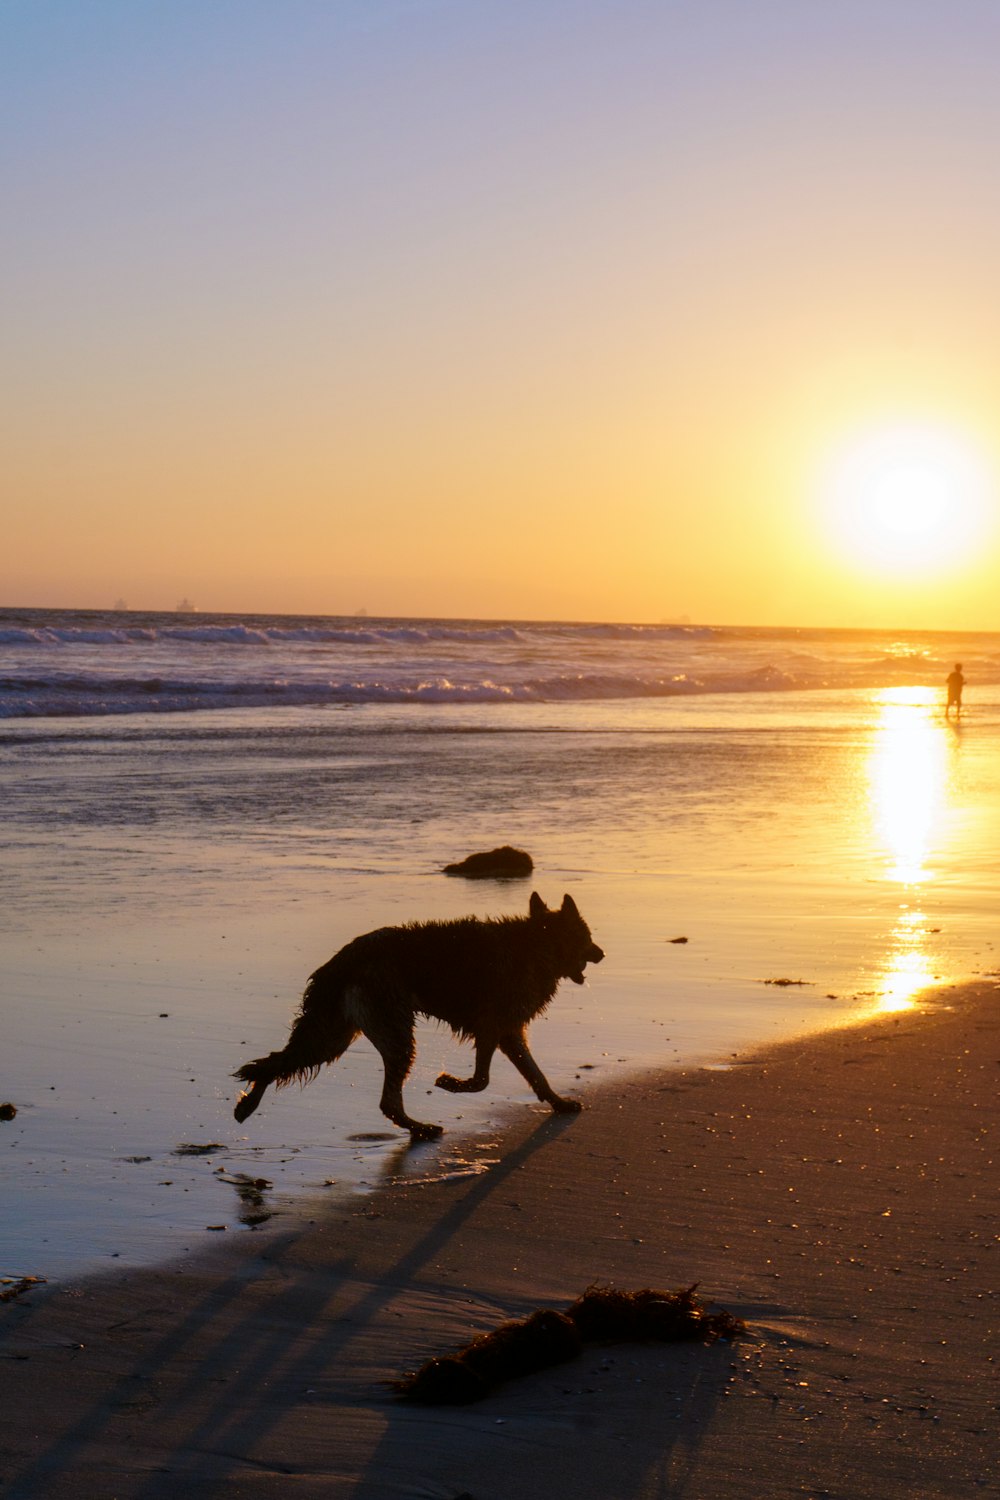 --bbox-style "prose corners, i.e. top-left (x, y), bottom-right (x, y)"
top-left (0, 1103), bottom-right (17, 1121)
top-left (668, 936), bottom-right (689, 944)
top-left (392, 1284), bottom-right (745, 1403)
top-left (173, 1143), bottom-right (225, 1156)
top-left (762, 977), bottom-right (812, 987)
top-left (214, 1170), bottom-right (275, 1226)
top-left (442, 846), bottom-right (534, 879)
